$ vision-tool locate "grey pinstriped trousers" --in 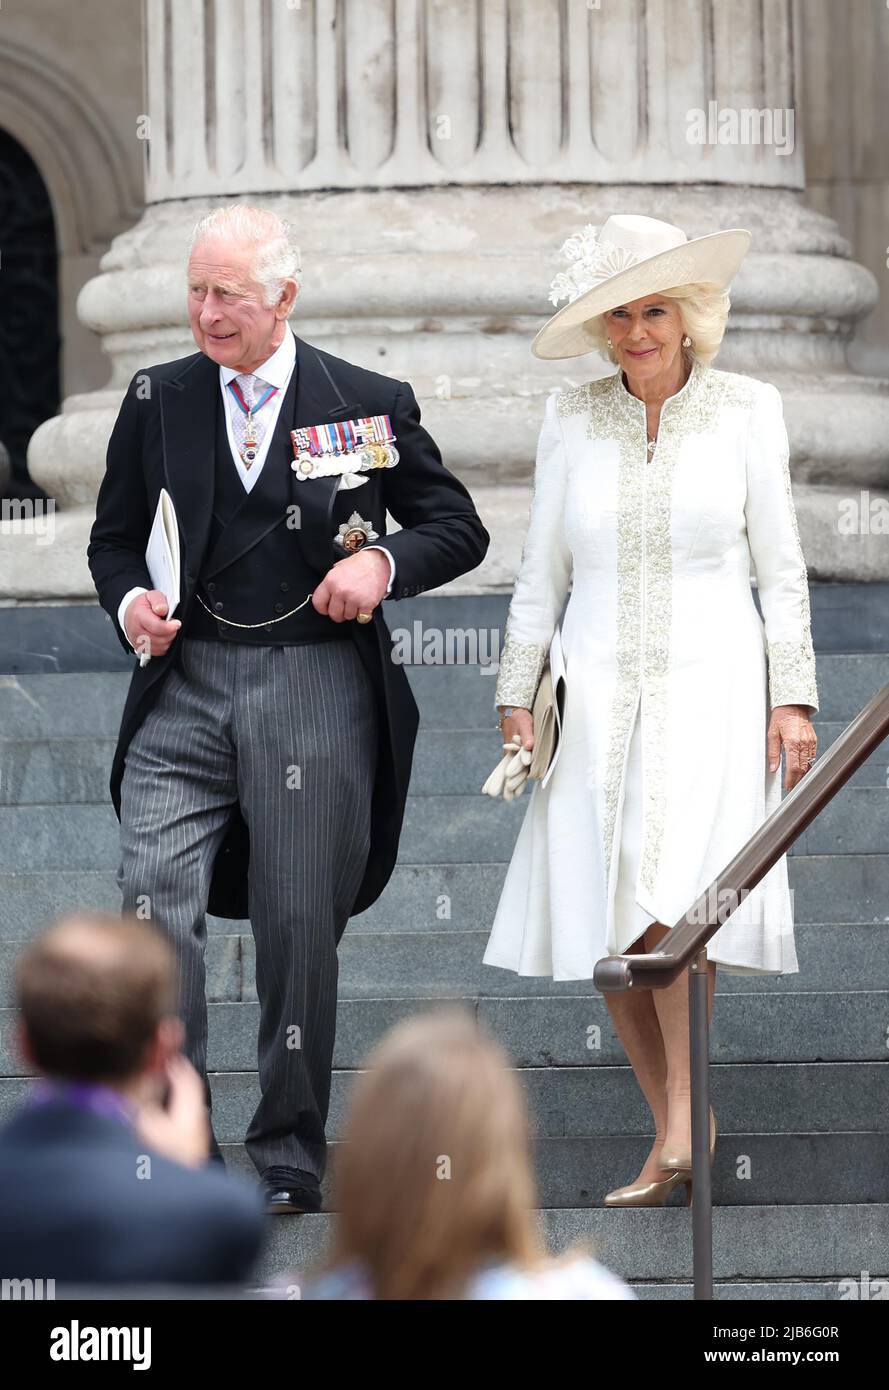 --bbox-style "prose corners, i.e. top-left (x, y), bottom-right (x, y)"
top-left (117, 636), bottom-right (377, 1179)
